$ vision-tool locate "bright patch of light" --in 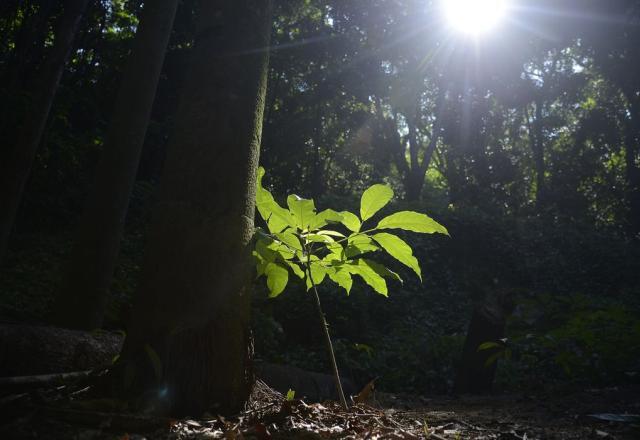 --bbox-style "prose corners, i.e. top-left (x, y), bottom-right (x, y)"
top-left (443, 0), bottom-right (508, 35)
